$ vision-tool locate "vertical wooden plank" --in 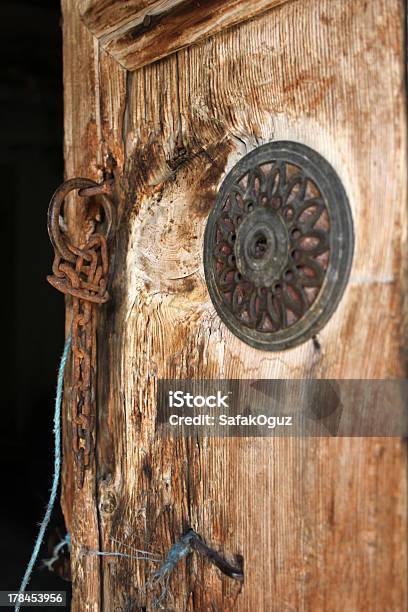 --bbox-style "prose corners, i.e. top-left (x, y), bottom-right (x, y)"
top-left (98, 0), bottom-right (406, 610)
top-left (61, 3), bottom-right (101, 610)
top-left (61, 2), bottom-right (126, 610)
